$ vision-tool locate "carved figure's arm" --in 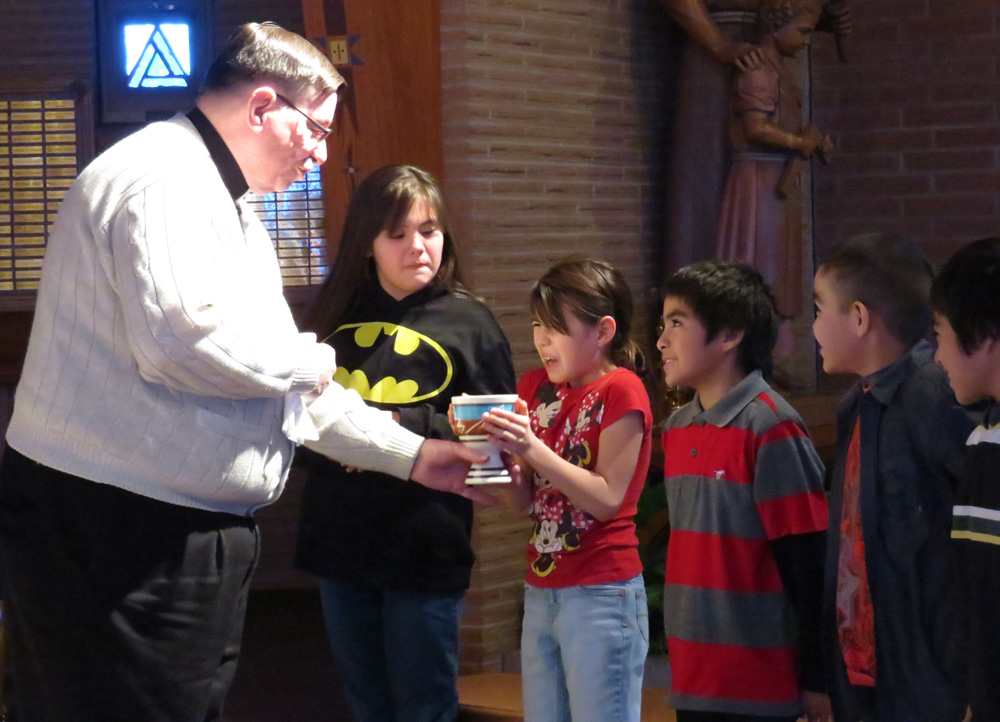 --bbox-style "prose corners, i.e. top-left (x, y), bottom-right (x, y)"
top-left (659, 0), bottom-right (764, 70)
top-left (741, 110), bottom-right (823, 155)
